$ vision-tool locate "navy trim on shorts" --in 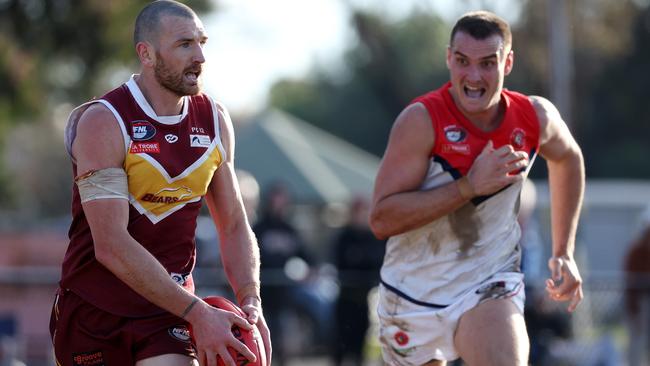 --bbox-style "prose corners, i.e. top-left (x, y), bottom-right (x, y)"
top-left (380, 279), bottom-right (449, 309)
